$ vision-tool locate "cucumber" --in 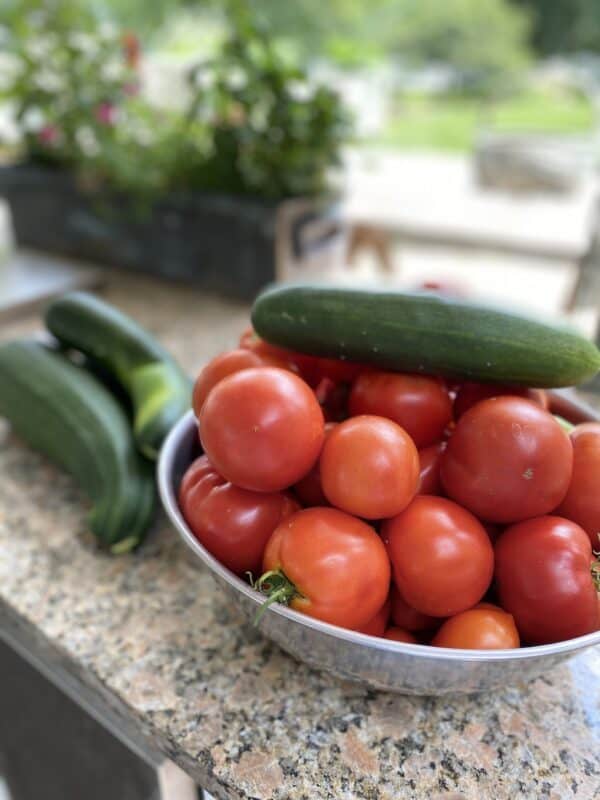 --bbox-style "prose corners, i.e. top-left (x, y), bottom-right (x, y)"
top-left (252, 285), bottom-right (600, 388)
top-left (45, 292), bottom-right (191, 459)
top-left (0, 340), bottom-right (155, 551)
